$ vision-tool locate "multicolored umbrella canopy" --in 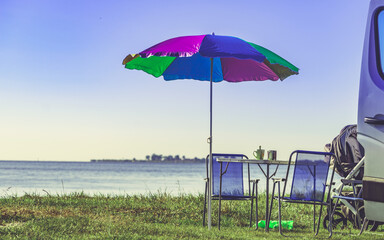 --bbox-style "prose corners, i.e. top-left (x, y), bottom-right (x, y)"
top-left (123, 34), bottom-right (299, 82)
top-left (122, 33), bottom-right (298, 230)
